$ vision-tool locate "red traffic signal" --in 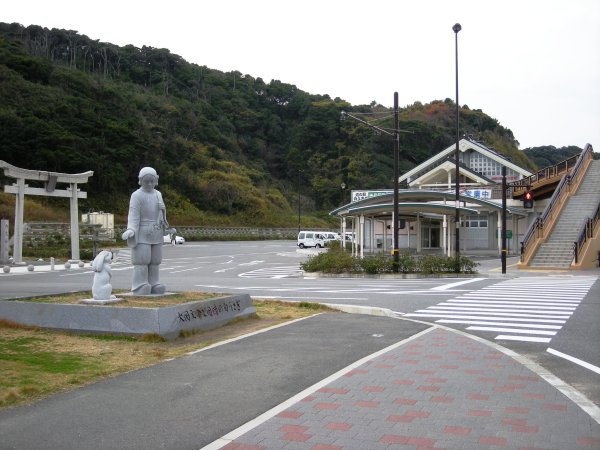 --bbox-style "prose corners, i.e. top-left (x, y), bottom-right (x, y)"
top-left (523, 190), bottom-right (534, 208)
